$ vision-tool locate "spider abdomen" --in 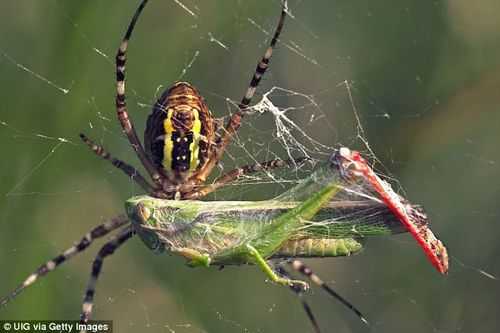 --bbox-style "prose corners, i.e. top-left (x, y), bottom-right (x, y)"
top-left (145, 82), bottom-right (214, 182)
